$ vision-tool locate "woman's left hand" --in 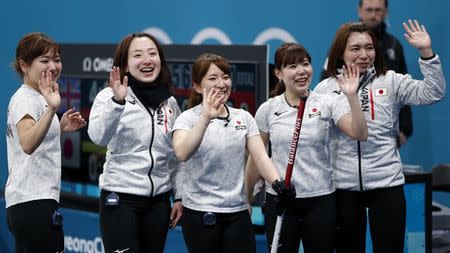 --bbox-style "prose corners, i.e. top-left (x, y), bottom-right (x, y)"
top-left (403, 19), bottom-right (433, 57)
top-left (60, 108), bottom-right (87, 132)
